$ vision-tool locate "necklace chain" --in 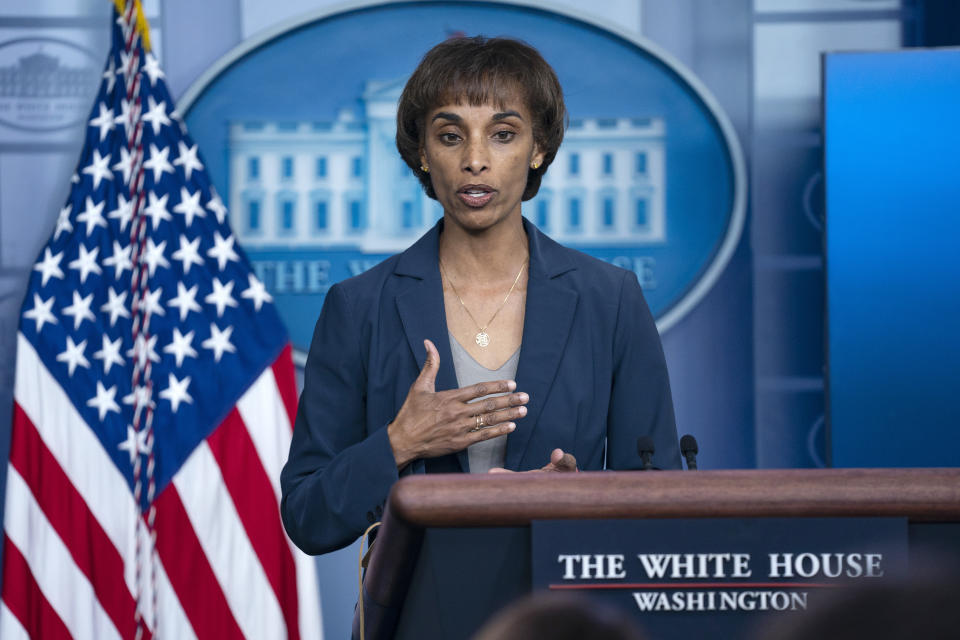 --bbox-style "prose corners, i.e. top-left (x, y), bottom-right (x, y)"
top-left (439, 258), bottom-right (527, 348)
